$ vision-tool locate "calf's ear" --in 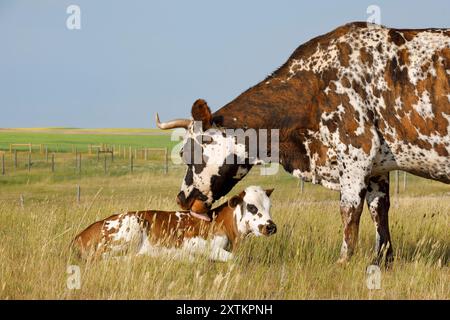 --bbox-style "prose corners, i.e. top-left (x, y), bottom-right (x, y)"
top-left (265, 188), bottom-right (274, 197)
top-left (228, 191), bottom-right (245, 208)
top-left (191, 99), bottom-right (212, 131)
